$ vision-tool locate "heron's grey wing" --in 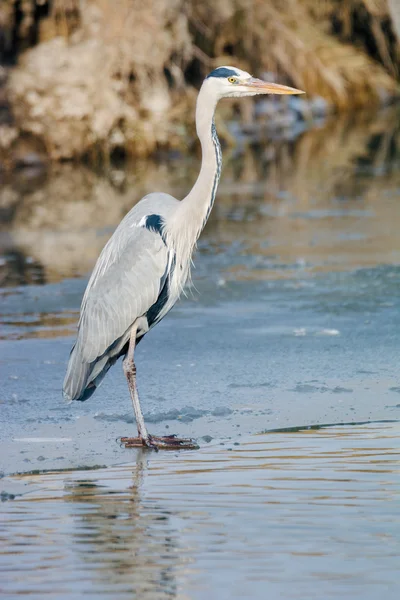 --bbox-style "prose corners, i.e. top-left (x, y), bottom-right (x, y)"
top-left (78, 225), bottom-right (169, 363)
